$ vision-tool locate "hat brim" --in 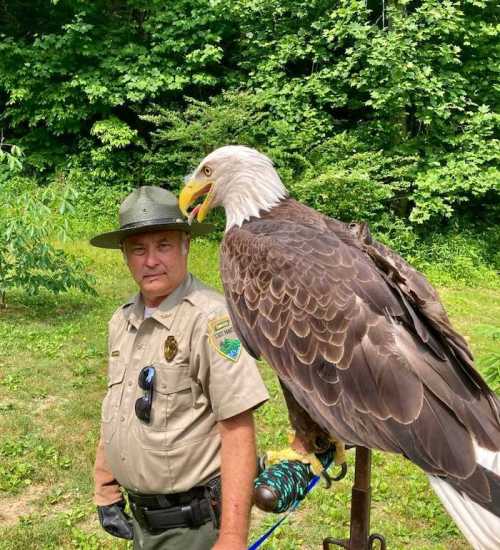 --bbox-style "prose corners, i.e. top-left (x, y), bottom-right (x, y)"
top-left (90, 220), bottom-right (215, 249)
